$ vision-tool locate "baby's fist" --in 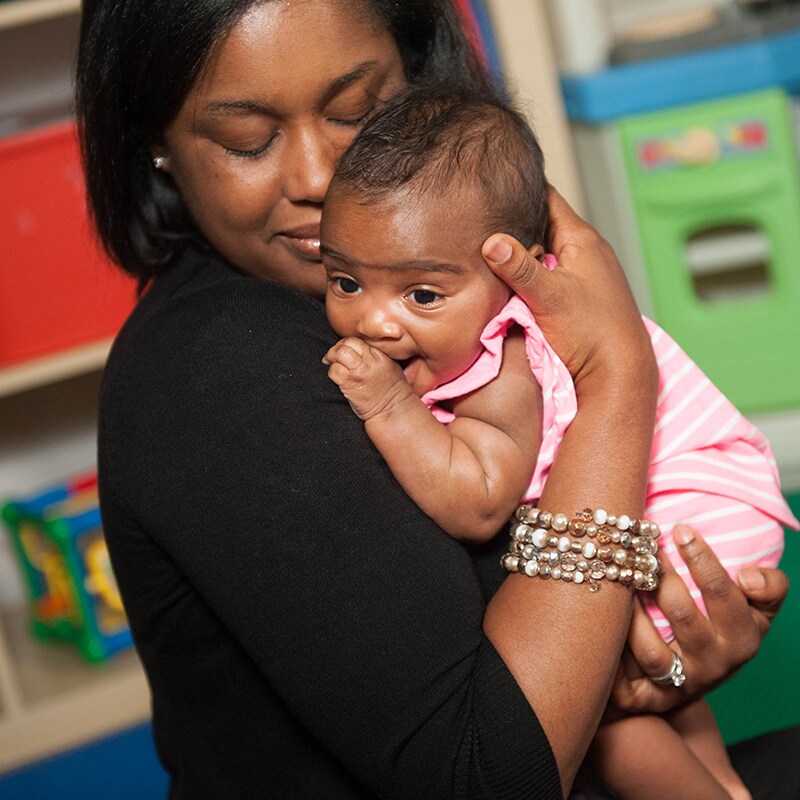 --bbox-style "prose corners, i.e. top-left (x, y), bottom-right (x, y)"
top-left (323, 337), bottom-right (413, 421)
